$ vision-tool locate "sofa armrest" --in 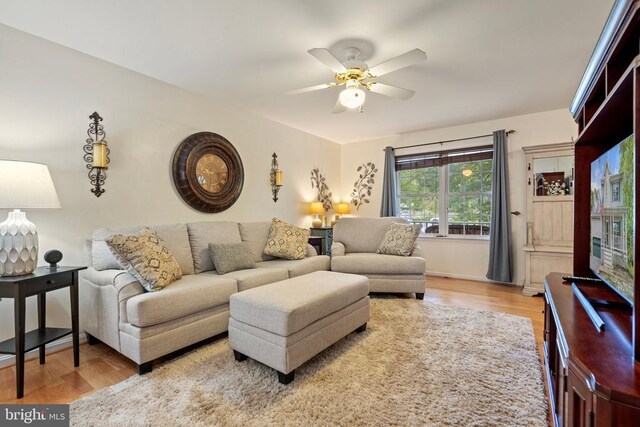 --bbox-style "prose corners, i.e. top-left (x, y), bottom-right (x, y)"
top-left (83, 267), bottom-right (145, 301)
top-left (410, 243), bottom-right (424, 259)
top-left (331, 241), bottom-right (346, 257)
top-left (306, 243), bottom-right (318, 257)
top-left (81, 267), bottom-right (146, 350)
